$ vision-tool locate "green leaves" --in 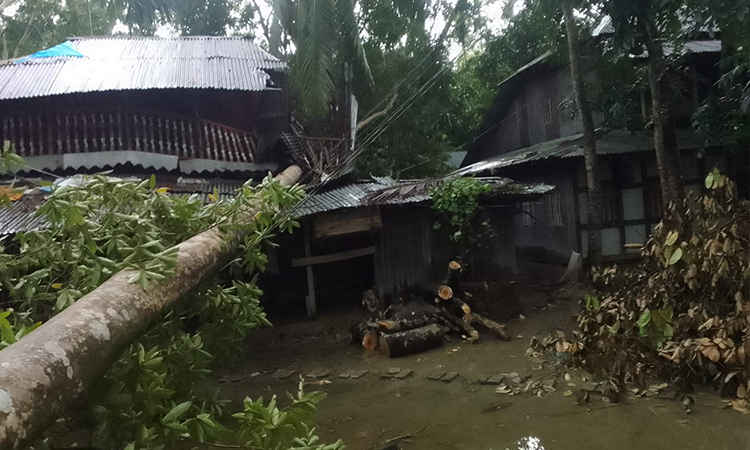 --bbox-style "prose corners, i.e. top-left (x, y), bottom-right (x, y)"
top-left (233, 380), bottom-right (343, 450)
top-left (668, 247), bottom-right (683, 266)
top-left (162, 401), bottom-right (193, 423)
top-left (0, 170), bottom-right (308, 449)
top-left (431, 177), bottom-right (493, 258)
top-left (585, 294), bottom-right (600, 311)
